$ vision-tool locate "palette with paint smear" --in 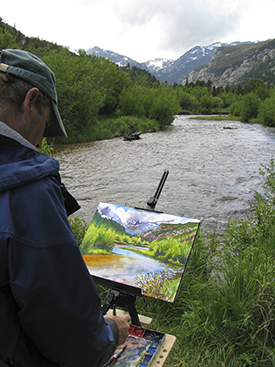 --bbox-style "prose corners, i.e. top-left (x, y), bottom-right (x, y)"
top-left (112, 325), bottom-right (165, 367)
